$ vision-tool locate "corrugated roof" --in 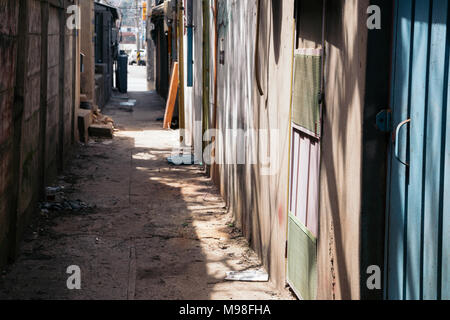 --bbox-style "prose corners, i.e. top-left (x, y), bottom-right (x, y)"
top-left (94, 1), bottom-right (120, 21)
